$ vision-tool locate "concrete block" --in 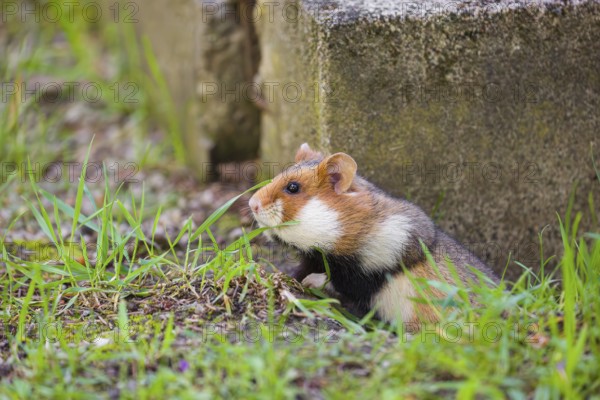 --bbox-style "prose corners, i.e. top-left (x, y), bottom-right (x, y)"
top-left (255, 0), bottom-right (600, 276)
